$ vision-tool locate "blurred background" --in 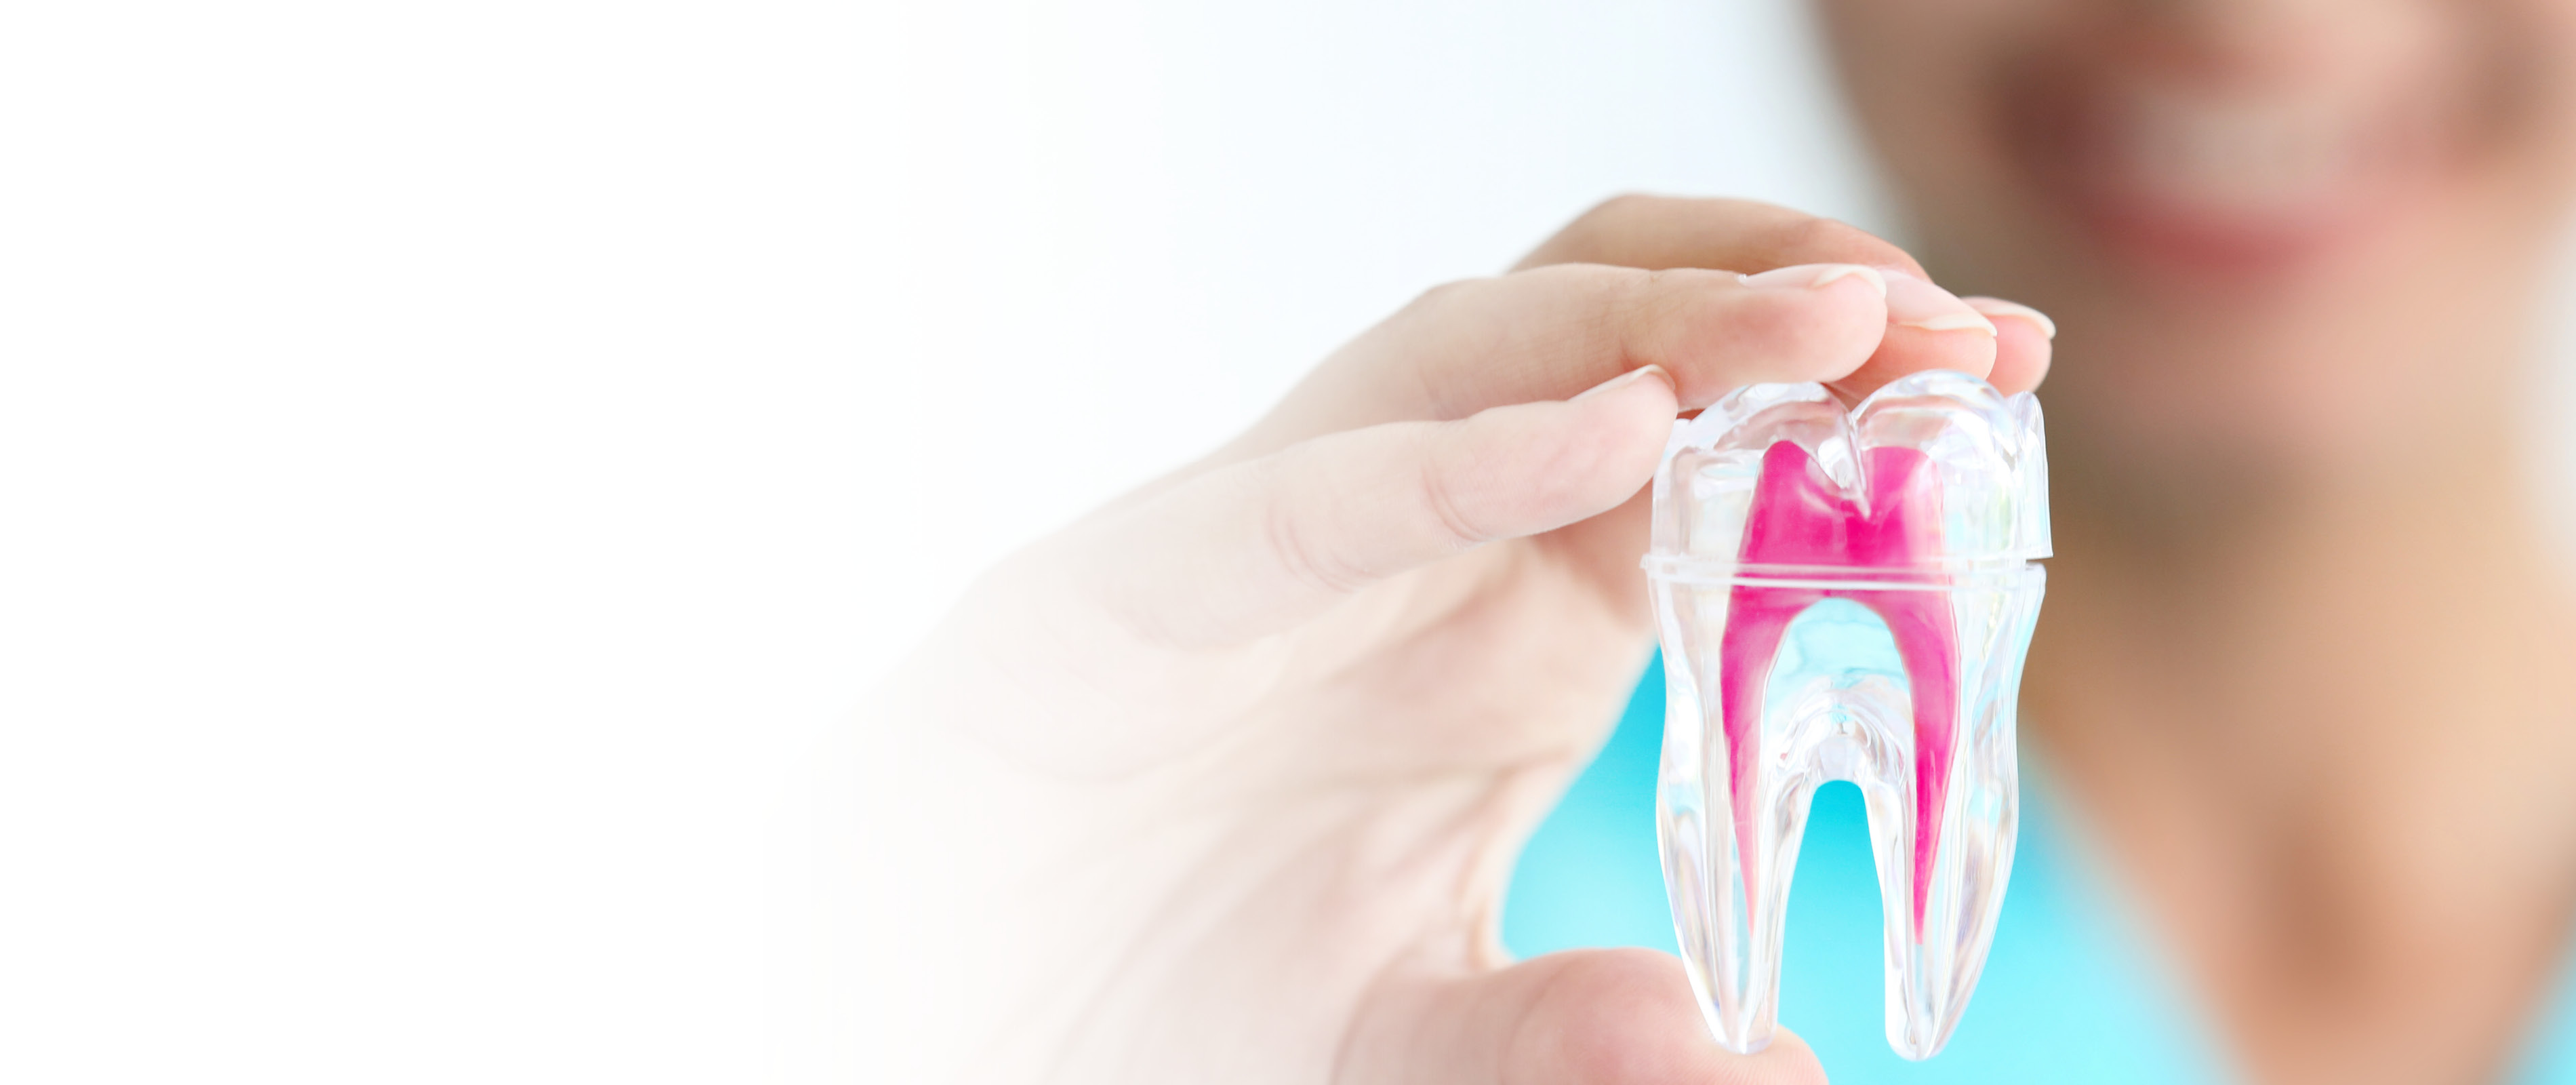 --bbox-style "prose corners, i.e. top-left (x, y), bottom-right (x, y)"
top-left (9, 1), bottom-right (2576, 1082)
top-left (858, 0), bottom-right (1893, 678)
